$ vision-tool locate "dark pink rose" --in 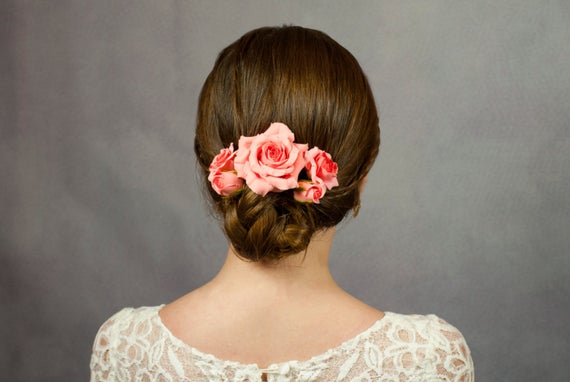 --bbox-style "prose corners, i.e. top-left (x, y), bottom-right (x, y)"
top-left (306, 147), bottom-right (339, 190)
top-left (294, 180), bottom-right (326, 204)
top-left (234, 123), bottom-right (308, 196)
